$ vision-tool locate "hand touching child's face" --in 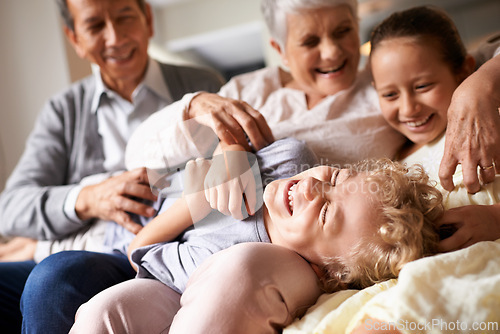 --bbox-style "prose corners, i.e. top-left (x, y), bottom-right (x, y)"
top-left (371, 37), bottom-right (461, 146)
top-left (263, 166), bottom-right (380, 266)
